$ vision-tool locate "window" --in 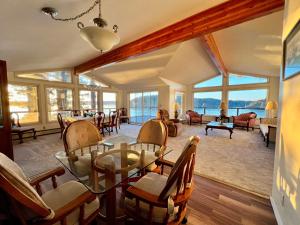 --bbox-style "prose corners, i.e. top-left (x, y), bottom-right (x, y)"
top-left (228, 89), bottom-right (267, 117)
top-left (79, 90), bottom-right (98, 110)
top-left (193, 91), bottom-right (222, 115)
top-left (16, 70), bottom-right (72, 83)
top-left (103, 92), bottom-right (117, 115)
top-left (194, 75), bottom-right (222, 88)
top-left (79, 74), bottom-right (108, 87)
top-left (8, 84), bottom-right (39, 124)
top-left (46, 88), bottom-right (73, 121)
top-left (130, 91), bottom-right (158, 124)
top-left (228, 73), bottom-right (268, 85)
top-left (175, 92), bottom-right (184, 115)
